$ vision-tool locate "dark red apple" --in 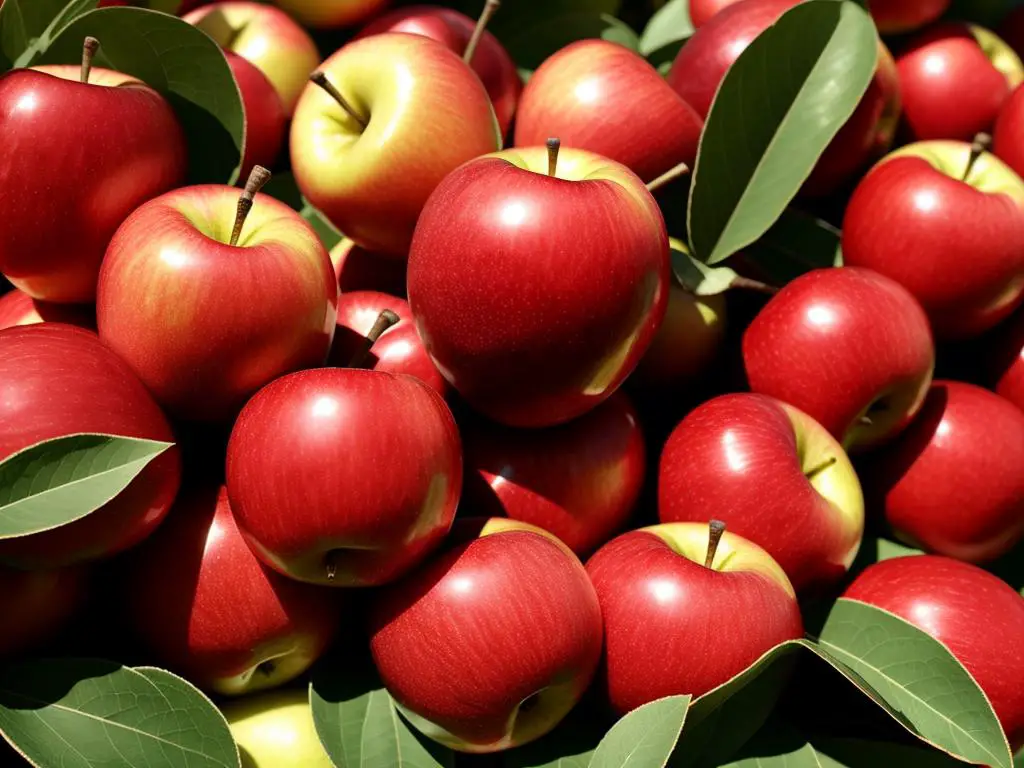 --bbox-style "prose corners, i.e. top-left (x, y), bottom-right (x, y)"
top-left (330, 237), bottom-right (407, 297)
top-left (690, 0), bottom-right (740, 27)
top-left (225, 51), bottom-right (286, 179)
top-left (868, 0), bottom-right (949, 33)
top-left (989, 304), bottom-right (1024, 411)
top-left (0, 564), bottom-right (89, 657)
top-left (0, 288), bottom-right (94, 330)
top-left (994, 83), bottom-right (1024, 181)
